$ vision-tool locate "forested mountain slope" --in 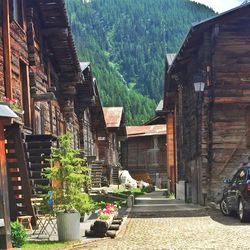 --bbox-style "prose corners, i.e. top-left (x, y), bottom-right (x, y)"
top-left (65, 0), bottom-right (215, 125)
